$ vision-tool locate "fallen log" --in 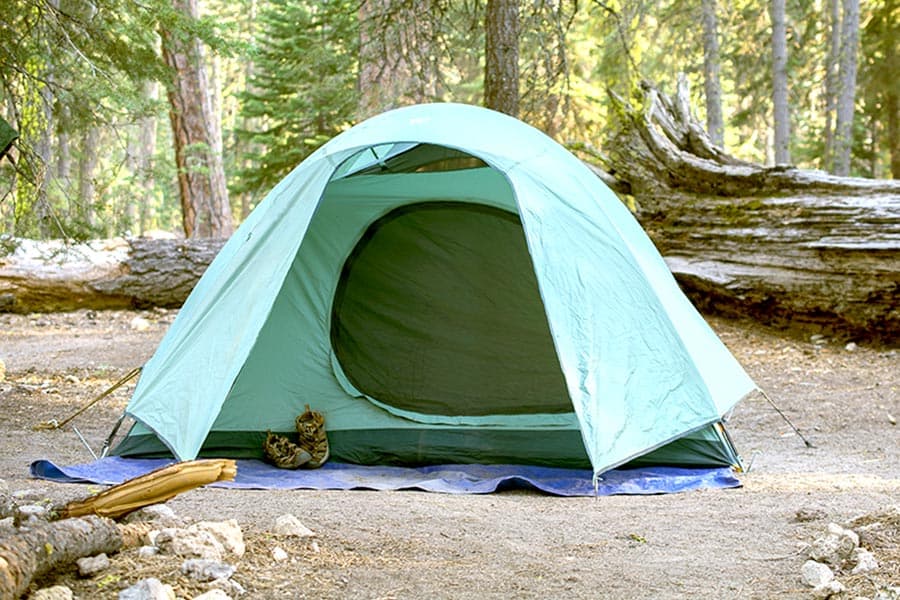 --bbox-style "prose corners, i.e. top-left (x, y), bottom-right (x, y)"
top-left (0, 516), bottom-right (150, 599)
top-left (593, 76), bottom-right (900, 343)
top-left (0, 459), bottom-right (235, 598)
top-left (0, 237), bottom-right (224, 313)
